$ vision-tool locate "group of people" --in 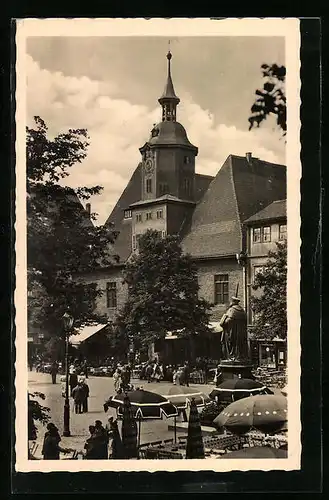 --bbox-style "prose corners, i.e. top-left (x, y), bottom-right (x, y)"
top-left (64, 369), bottom-right (90, 414)
top-left (112, 364), bottom-right (133, 393)
top-left (40, 418), bottom-right (122, 460)
top-left (144, 360), bottom-right (164, 383)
